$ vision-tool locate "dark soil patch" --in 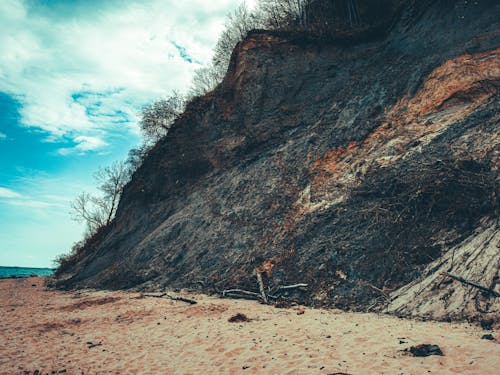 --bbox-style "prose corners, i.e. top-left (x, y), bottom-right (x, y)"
top-left (228, 313), bottom-right (251, 323)
top-left (60, 296), bottom-right (121, 312)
